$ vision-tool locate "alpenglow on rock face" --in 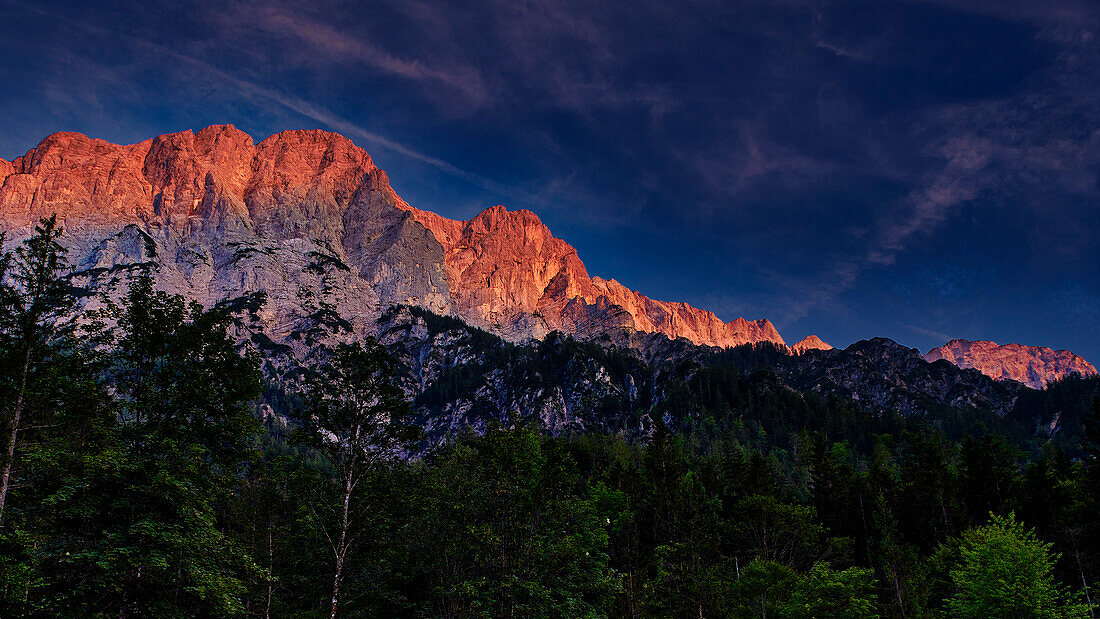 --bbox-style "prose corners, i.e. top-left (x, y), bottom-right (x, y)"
top-left (0, 125), bottom-right (785, 350)
top-left (0, 125), bottom-right (452, 353)
top-left (924, 339), bottom-right (1097, 390)
top-left (394, 203), bottom-right (785, 347)
top-left (791, 335), bottom-right (833, 354)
